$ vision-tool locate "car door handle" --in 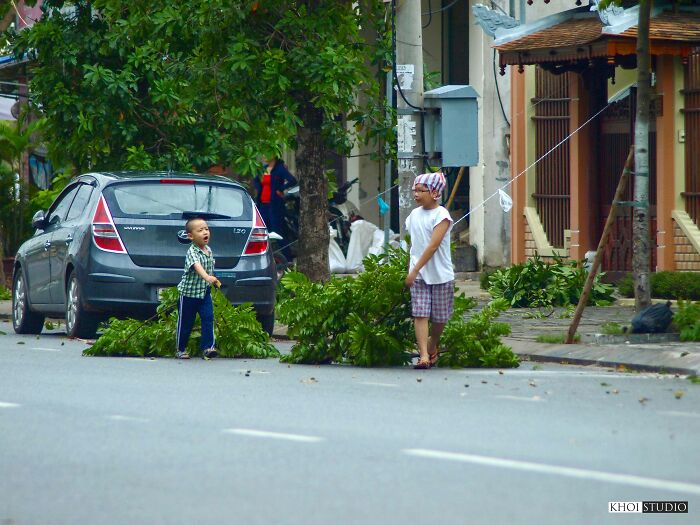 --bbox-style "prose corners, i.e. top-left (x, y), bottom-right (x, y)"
top-left (43, 240), bottom-right (51, 251)
top-left (65, 235), bottom-right (73, 245)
